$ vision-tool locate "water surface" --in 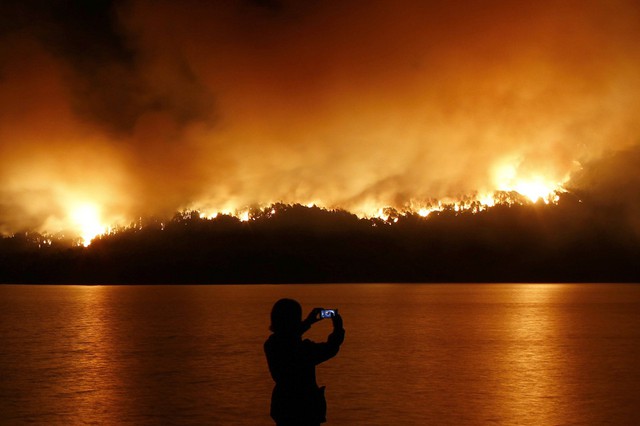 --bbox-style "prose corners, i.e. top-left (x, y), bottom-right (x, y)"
top-left (1, 284), bottom-right (640, 424)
